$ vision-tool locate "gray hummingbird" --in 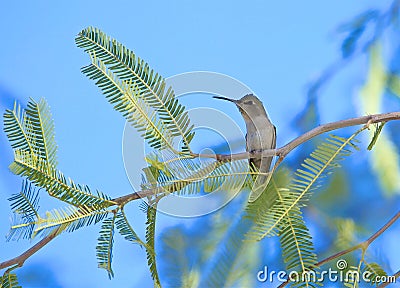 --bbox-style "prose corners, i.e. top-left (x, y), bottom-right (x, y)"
top-left (214, 94), bottom-right (276, 202)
